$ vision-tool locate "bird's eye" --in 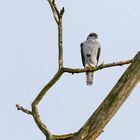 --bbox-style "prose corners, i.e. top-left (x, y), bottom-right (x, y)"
top-left (89, 34), bottom-right (93, 37)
